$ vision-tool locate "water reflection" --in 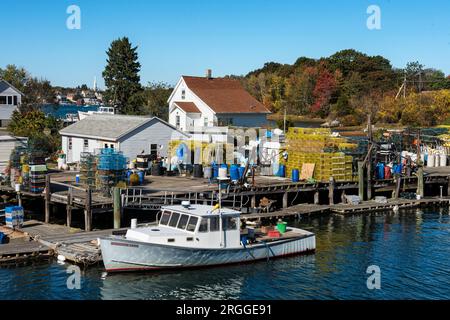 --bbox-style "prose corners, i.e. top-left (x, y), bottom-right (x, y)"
top-left (98, 255), bottom-right (316, 300)
top-left (1, 206), bottom-right (450, 299)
